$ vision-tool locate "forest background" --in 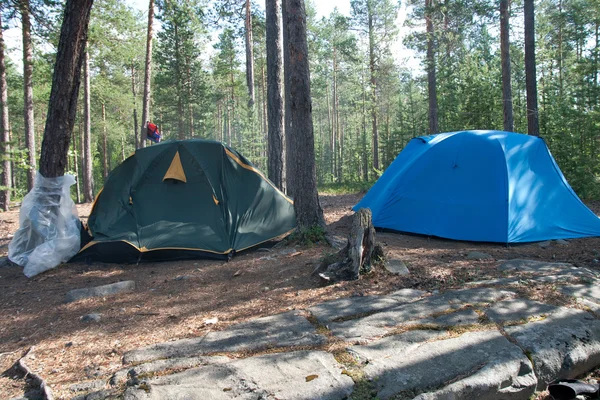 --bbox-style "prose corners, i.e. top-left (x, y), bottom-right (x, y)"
top-left (0, 0), bottom-right (599, 208)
